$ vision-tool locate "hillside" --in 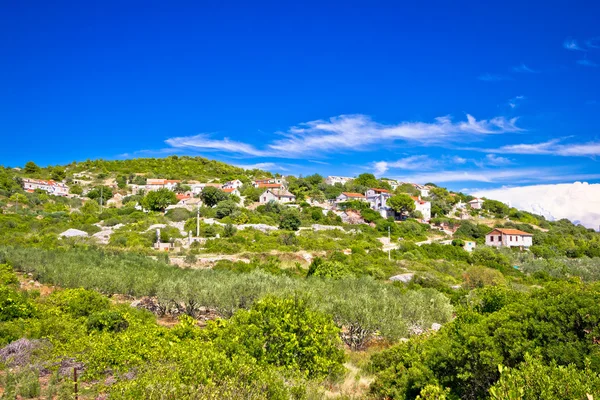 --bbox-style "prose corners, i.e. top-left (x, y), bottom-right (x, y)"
top-left (1, 156), bottom-right (600, 399)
